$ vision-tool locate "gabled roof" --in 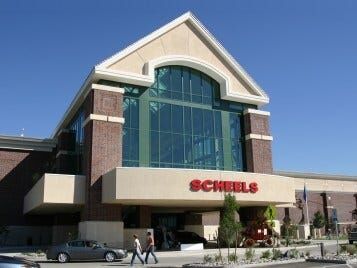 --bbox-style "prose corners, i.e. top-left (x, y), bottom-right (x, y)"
top-left (96, 11), bottom-right (269, 102)
top-left (51, 11), bottom-right (269, 138)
